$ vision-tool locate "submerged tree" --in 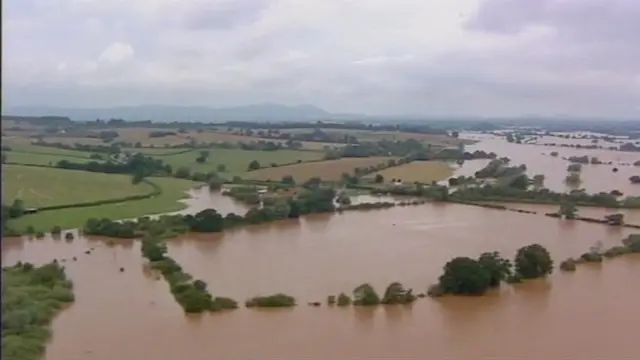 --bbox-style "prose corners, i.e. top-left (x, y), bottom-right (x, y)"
top-left (352, 283), bottom-right (380, 306)
top-left (477, 251), bottom-right (512, 287)
top-left (438, 257), bottom-right (491, 296)
top-left (514, 244), bottom-right (553, 279)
